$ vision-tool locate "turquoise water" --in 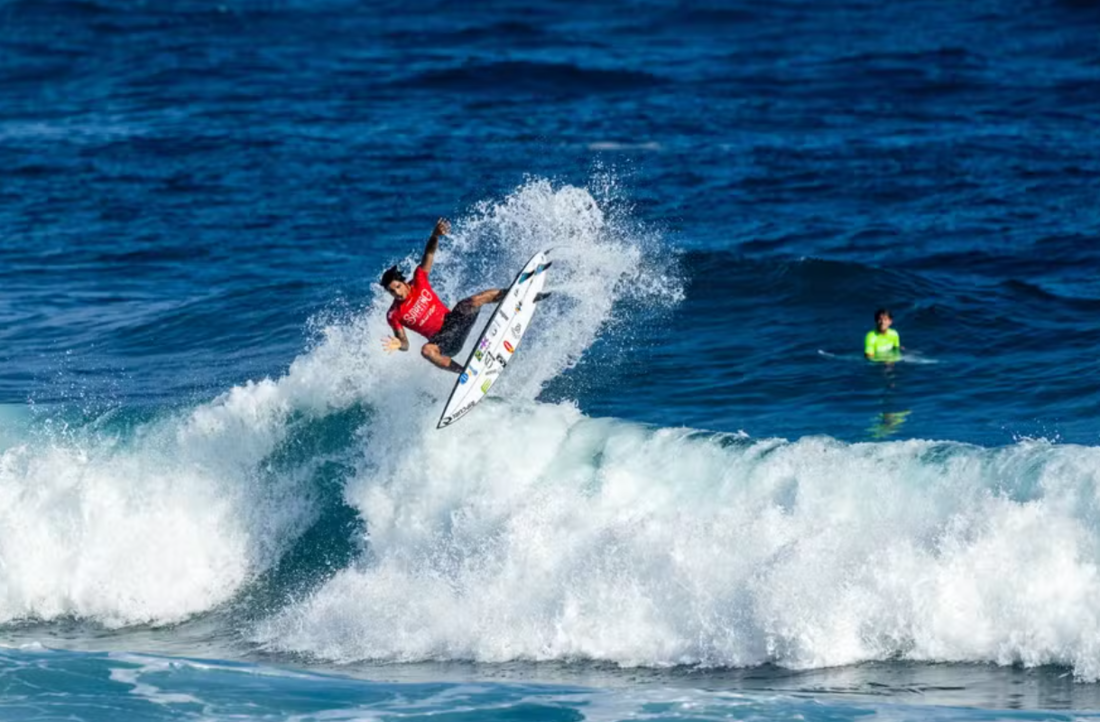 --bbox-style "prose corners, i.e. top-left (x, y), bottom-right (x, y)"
top-left (7, 647), bottom-right (1100, 721)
